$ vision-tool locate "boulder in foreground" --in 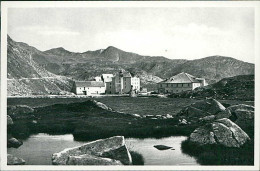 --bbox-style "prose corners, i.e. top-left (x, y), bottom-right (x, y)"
top-left (7, 154), bottom-right (25, 165)
top-left (52, 136), bottom-right (132, 165)
top-left (7, 115), bottom-right (14, 126)
top-left (178, 98), bottom-right (226, 122)
top-left (226, 104), bottom-right (254, 128)
top-left (7, 105), bottom-right (34, 118)
top-left (7, 137), bottom-right (23, 148)
top-left (67, 154), bottom-right (123, 165)
top-left (189, 118), bottom-right (250, 147)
